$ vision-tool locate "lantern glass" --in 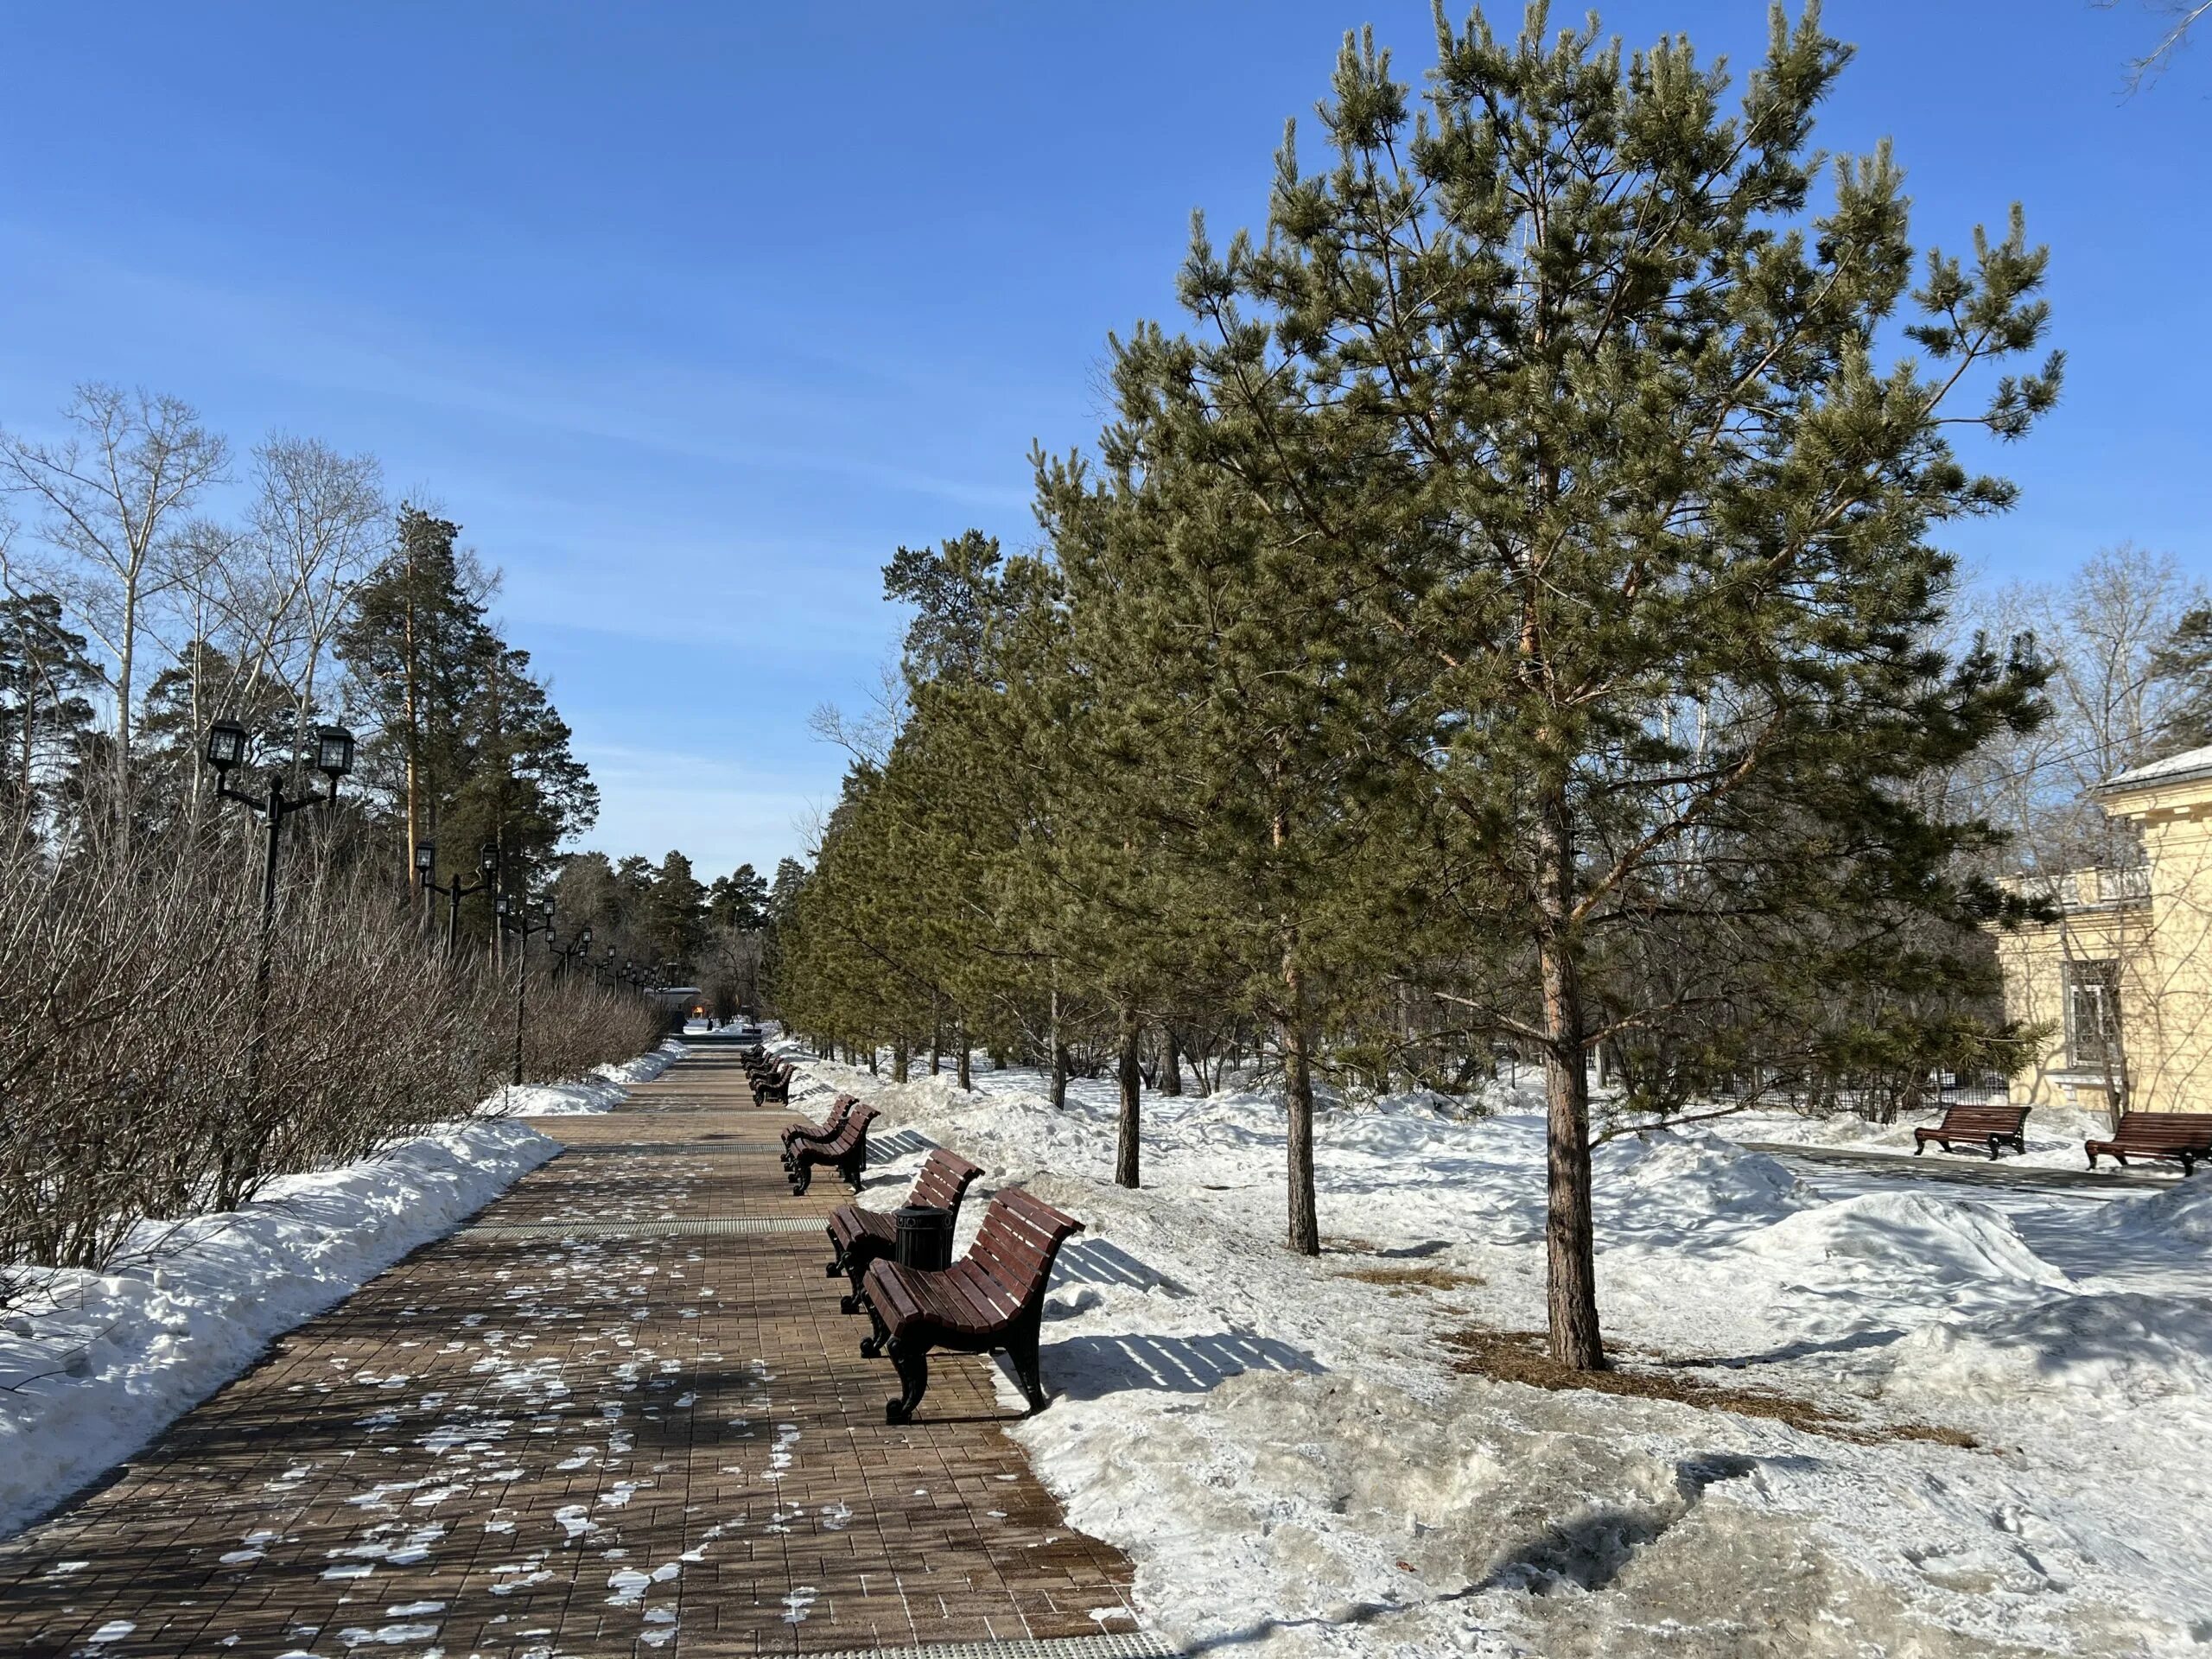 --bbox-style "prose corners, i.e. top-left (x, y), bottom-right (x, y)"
top-left (415, 841), bottom-right (435, 874)
top-left (314, 725), bottom-right (355, 779)
top-left (479, 843), bottom-right (499, 875)
top-left (205, 719), bottom-right (247, 770)
top-left (495, 894), bottom-right (510, 917)
top-left (581, 925), bottom-right (593, 946)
